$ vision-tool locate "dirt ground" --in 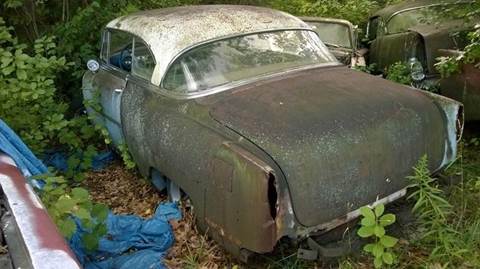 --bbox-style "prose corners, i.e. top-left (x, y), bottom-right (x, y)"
top-left (83, 162), bottom-right (234, 268)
